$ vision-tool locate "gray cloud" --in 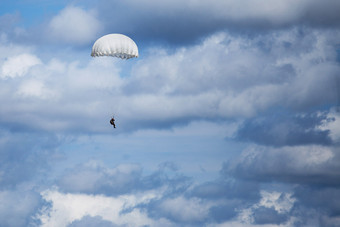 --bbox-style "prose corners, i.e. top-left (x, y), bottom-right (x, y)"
top-left (223, 144), bottom-right (340, 225)
top-left (68, 215), bottom-right (119, 227)
top-left (57, 162), bottom-right (143, 195)
top-left (225, 145), bottom-right (340, 186)
top-left (89, 0), bottom-right (340, 45)
top-left (189, 180), bottom-right (261, 223)
top-left (294, 186), bottom-right (340, 217)
top-left (0, 131), bottom-right (62, 188)
top-left (288, 186), bottom-right (340, 227)
top-left (253, 206), bottom-right (289, 225)
top-left (191, 180), bottom-right (260, 201)
top-left (208, 203), bottom-right (239, 223)
top-left (57, 161), bottom-right (191, 196)
top-left (0, 189), bottom-right (43, 227)
top-left (235, 111), bottom-right (333, 147)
